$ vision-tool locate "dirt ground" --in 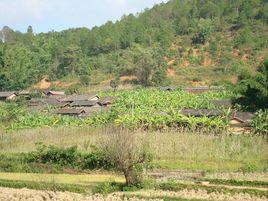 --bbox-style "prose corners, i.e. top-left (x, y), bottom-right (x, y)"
top-left (0, 187), bottom-right (267, 201)
top-left (0, 187), bottom-right (159, 201)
